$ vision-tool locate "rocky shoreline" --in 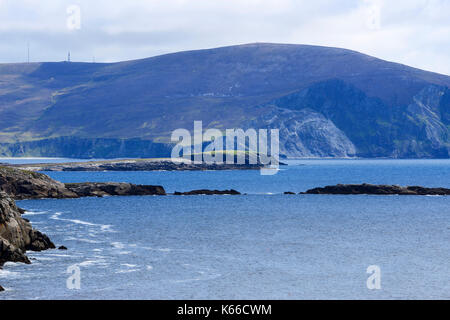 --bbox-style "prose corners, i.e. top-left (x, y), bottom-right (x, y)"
top-left (0, 165), bottom-right (251, 290)
top-left (0, 192), bottom-right (55, 266)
